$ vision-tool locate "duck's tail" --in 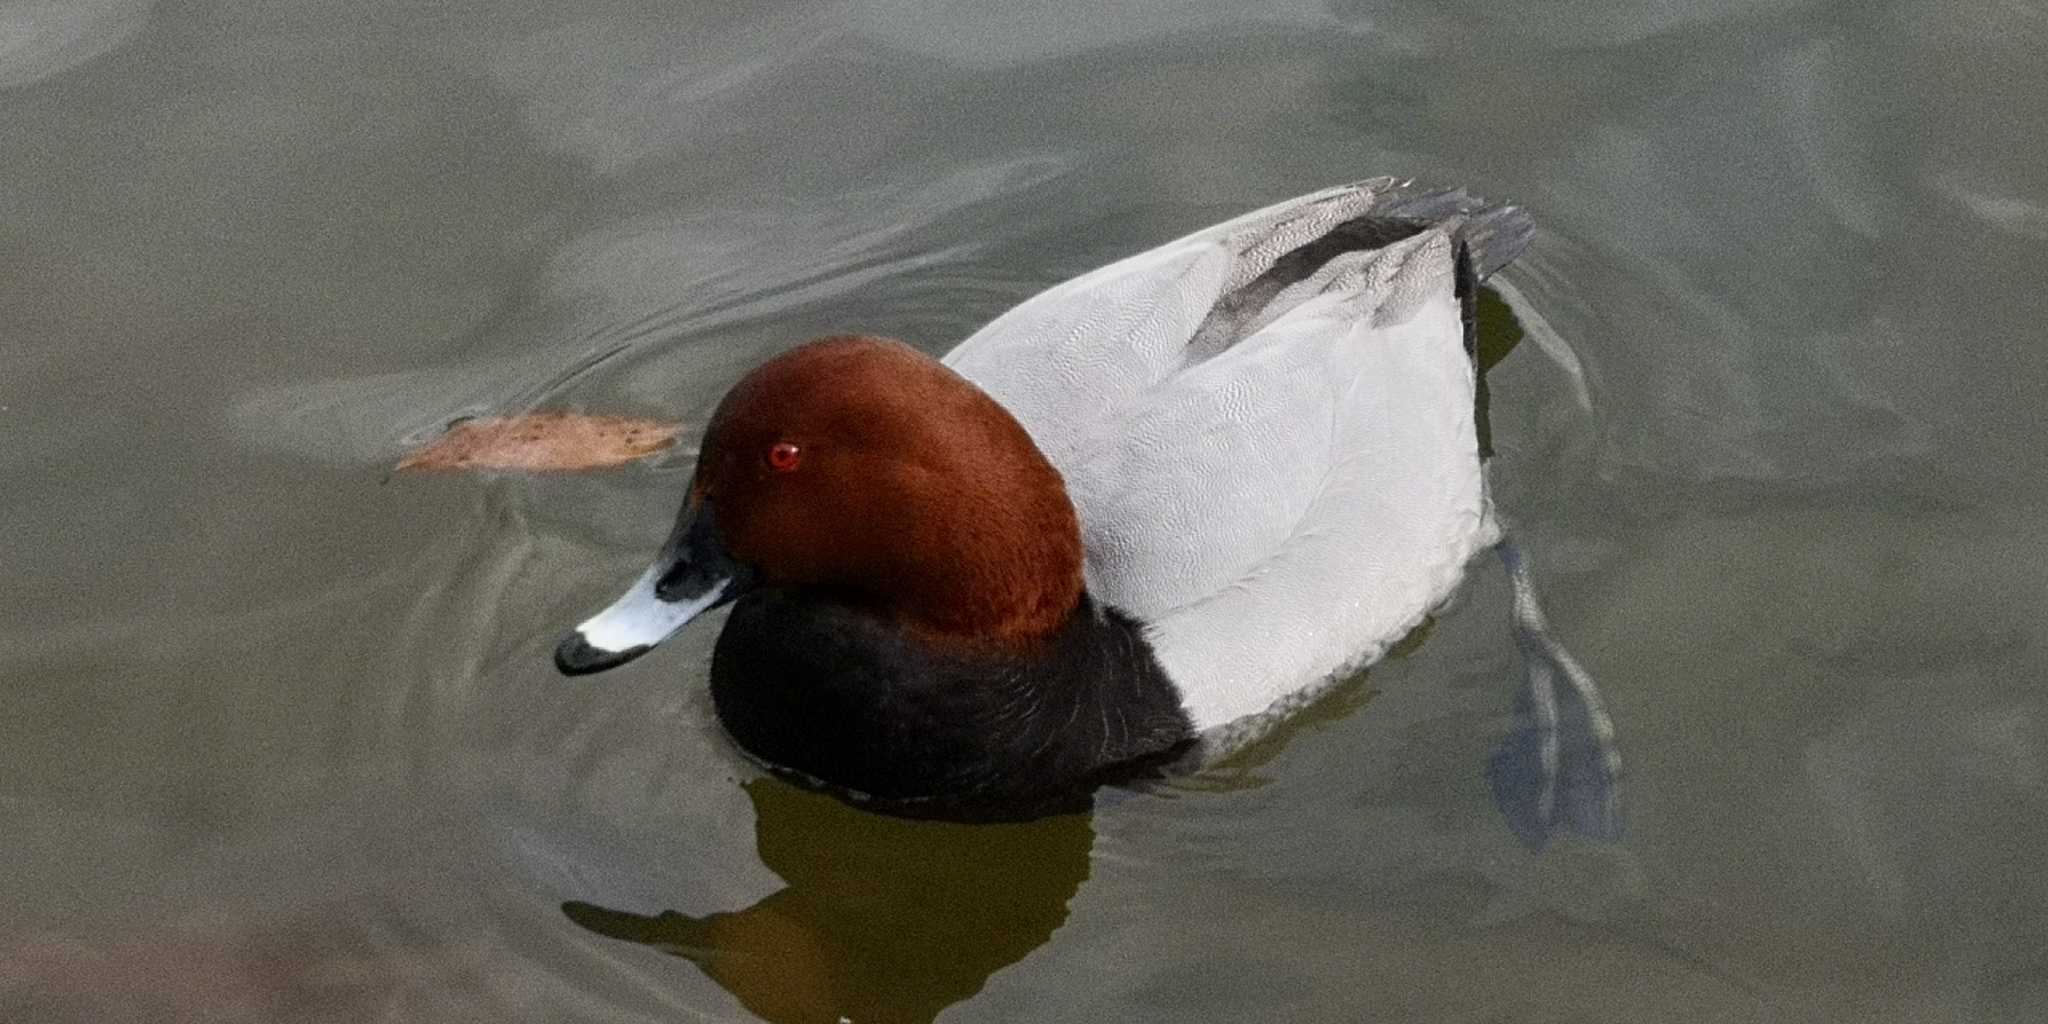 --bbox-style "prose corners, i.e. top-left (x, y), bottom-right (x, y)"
top-left (1371, 184), bottom-right (1535, 281)
top-left (1186, 179), bottom-right (1534, 359)
top-left (1374, 186), bottom-right (1533, 448)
